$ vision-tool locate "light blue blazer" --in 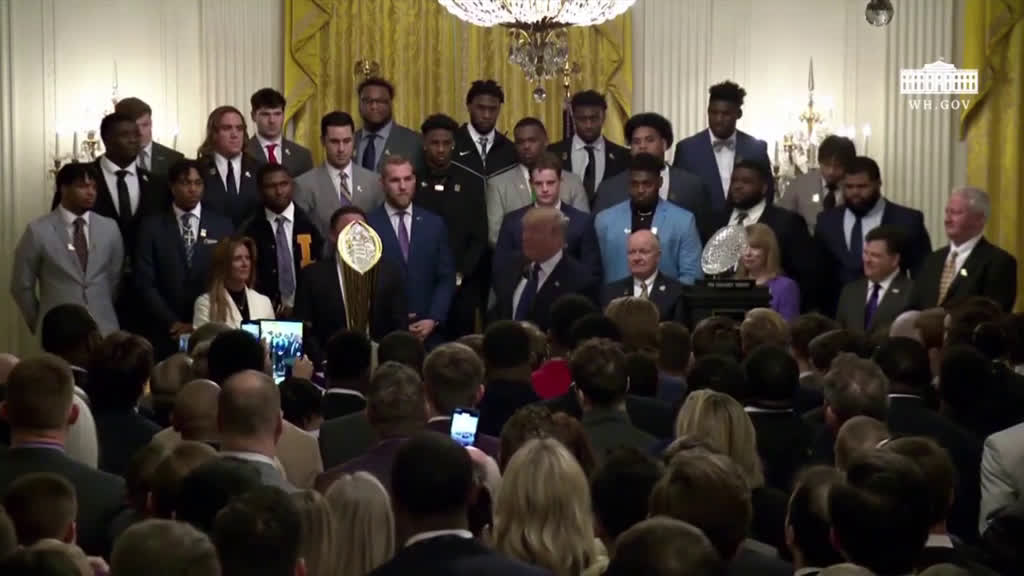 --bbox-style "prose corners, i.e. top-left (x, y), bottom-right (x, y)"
top-left (594, 200), bottom-right (704, 285)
